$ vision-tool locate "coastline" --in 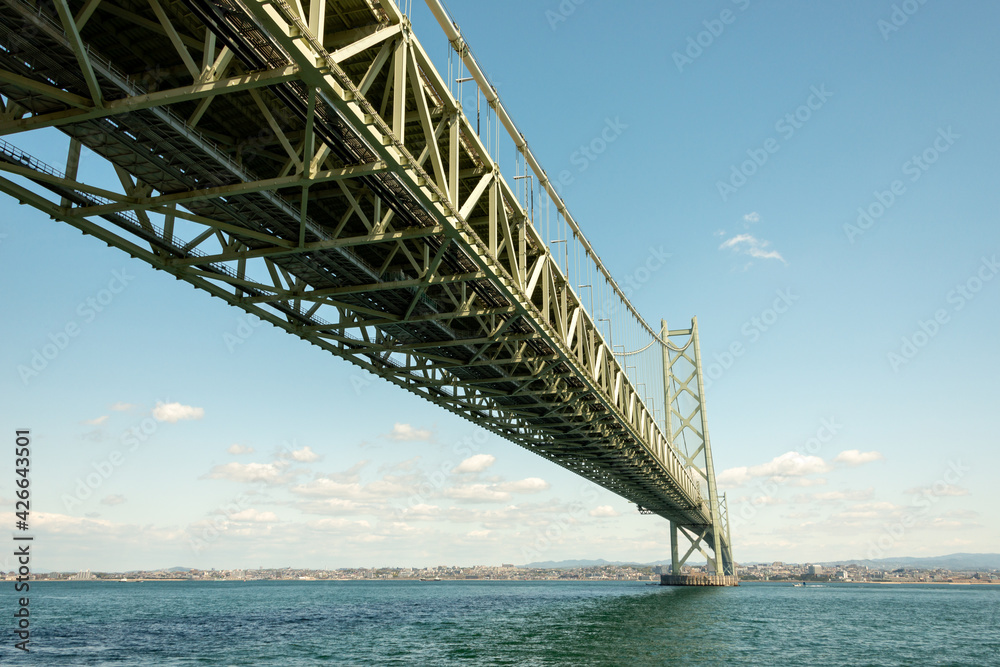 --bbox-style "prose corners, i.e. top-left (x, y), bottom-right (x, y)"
top-left (749, 580), bottom-right (1000, 586)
